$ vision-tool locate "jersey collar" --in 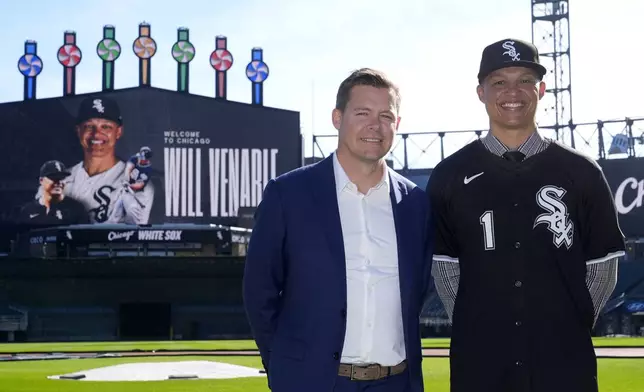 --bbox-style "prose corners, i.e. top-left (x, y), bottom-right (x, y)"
top-left (481, 129), bottom-right (550, 160)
